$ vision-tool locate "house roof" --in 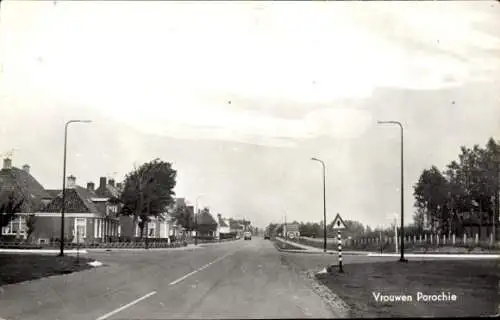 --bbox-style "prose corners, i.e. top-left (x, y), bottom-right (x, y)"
top-left (41, 185), bottom-right (101, 214)
top-left (218, 216), bottom-right (229, 227)
top-left (197, 211), bottom-right (217, 226)
top-left (45, 189), bottom-right (62, 199)
top-left (95, 183), bottom-right (120, 199)
top-left (229, 220), bottom-right (243, 230)
top-left (0, 166), bottom-right (50, 212)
